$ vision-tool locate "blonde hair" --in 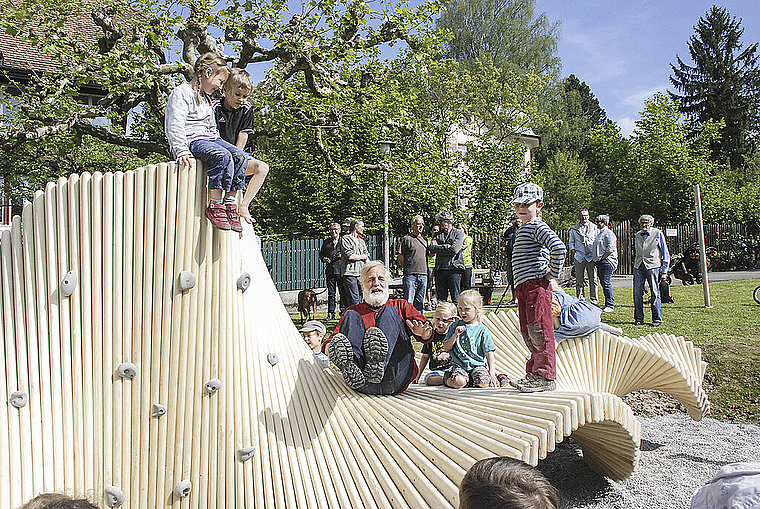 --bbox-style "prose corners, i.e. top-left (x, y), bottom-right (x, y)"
top-left (458, 289), bottom-right (483, 320)
top-left (223, 68), bottom-right (253, 95)
top-left (193, 52), bottom-right (229, 104)
top-left (435, 301), bottom-right (457, 316)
